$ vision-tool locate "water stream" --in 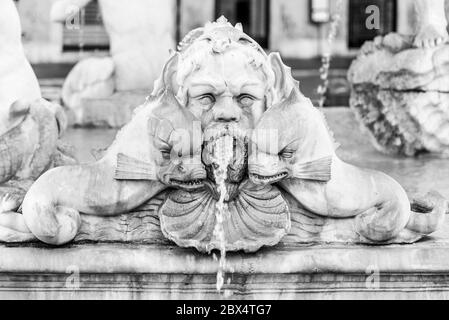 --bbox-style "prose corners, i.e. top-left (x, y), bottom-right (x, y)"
top-left (317, 0), bottom-right (343, 108)
top-left (211, 135), bottom-right (234, 293)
